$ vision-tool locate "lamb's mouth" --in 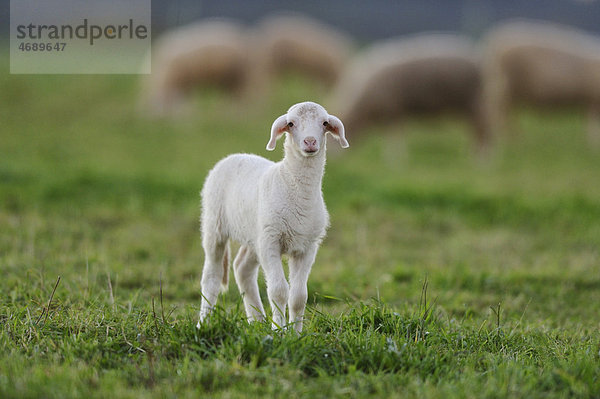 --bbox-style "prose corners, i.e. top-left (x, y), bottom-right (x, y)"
top-left (302, 149), bottom-right (319, 156)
